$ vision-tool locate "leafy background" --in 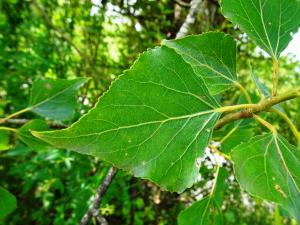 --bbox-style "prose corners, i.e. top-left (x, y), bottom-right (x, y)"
top-left (1, 0), bottom-right (300, 224)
